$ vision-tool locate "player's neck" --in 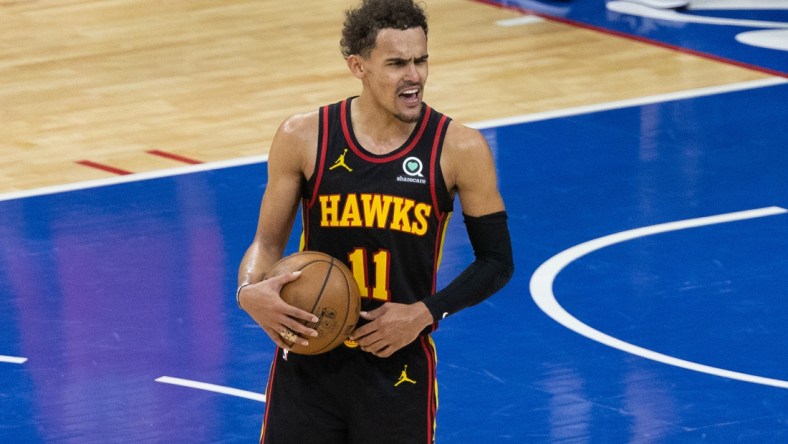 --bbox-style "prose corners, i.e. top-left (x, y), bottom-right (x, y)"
top-left (350, 95), bottom-right (417, 155)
